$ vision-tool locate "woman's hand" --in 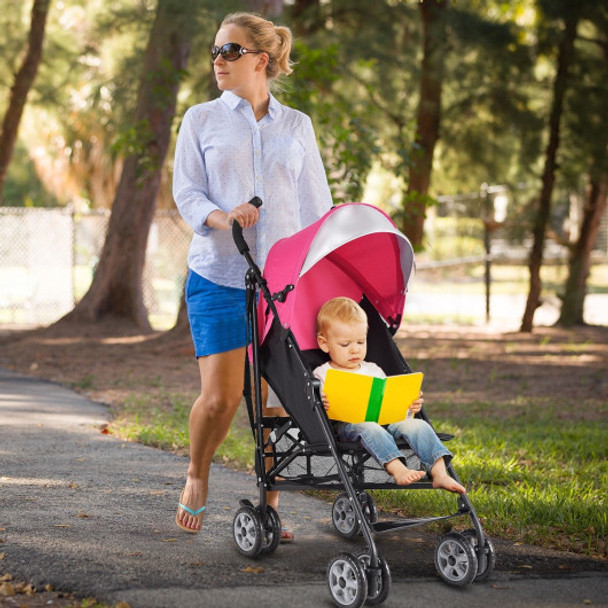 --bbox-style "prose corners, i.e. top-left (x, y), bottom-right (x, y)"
top-left (409, 391), bottom-right (424, 415)
top-left (226, 201), bottom-right (260, 229)
top-left (205, 202), bottom-right (261, 231)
